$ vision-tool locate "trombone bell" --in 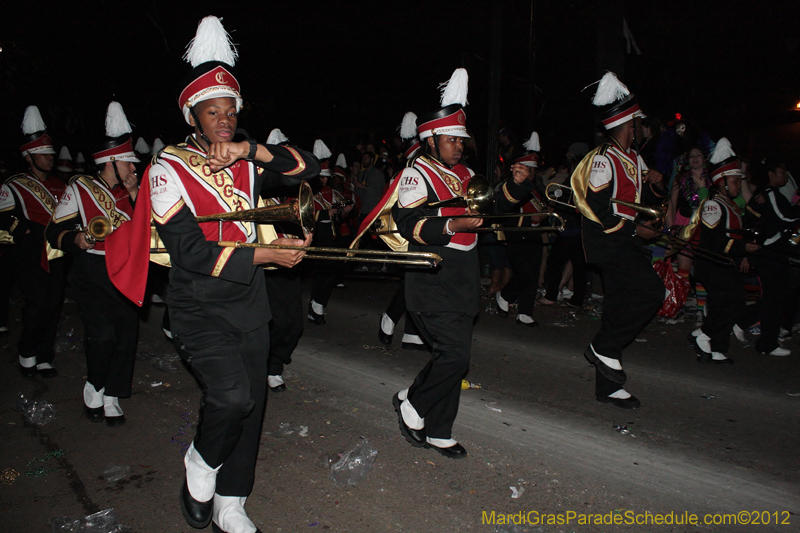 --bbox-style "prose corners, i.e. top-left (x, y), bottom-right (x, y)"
top-left (85, 216), bottom-right (113, 244)
top-left (426, 174), bottom-right (493, 213)
top-left (195, 181), bottom-right (315, 234)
